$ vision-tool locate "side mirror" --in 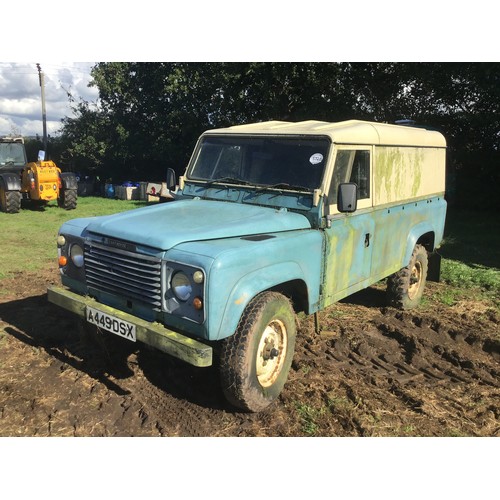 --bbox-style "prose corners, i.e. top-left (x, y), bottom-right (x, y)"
top-left (166, 168), bottom-right (176, 191)
top-left (337, 183), bottom-right (358, 213)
